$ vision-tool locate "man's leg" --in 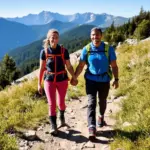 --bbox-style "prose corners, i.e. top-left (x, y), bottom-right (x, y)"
top-left (86, 79), bottom-right (97, 138)
top-left (97, 82), bottom-right (110, 127)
